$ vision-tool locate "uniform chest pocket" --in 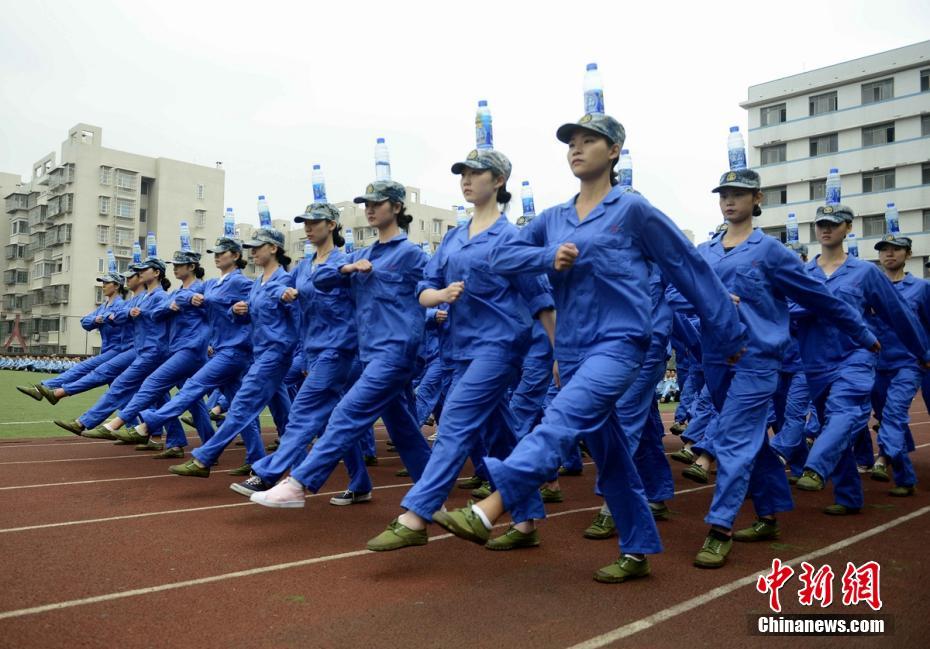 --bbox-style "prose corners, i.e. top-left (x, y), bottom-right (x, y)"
top-left (836, 285), bottom-right (864, 310)
top-left (467, 262), bottom-right (503, 296)
top-left (734, 266), bottom-right (764, 302)
top-left (375, 270), bottom-right (410, 299)
top-left (592, 235), bottom-right (633, 278)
